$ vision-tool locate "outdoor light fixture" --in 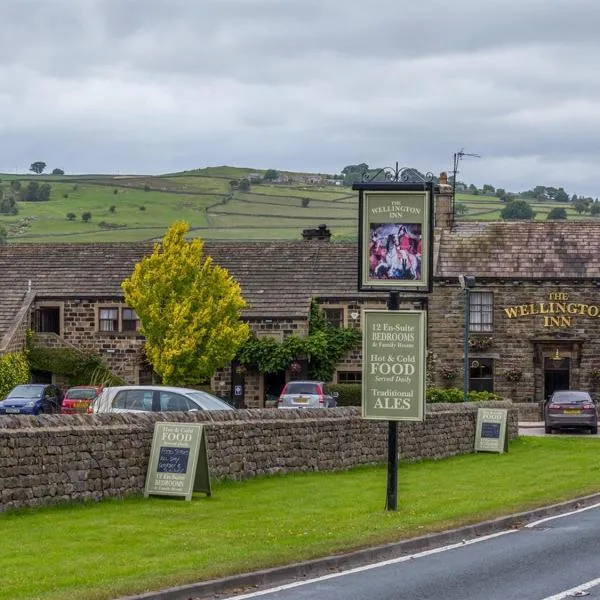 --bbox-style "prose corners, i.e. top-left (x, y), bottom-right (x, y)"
top-left (552, 347), bottom-right (562, 361)
top-left (459, 275), bottom-right (476, 402)
top-left (350, 312), bottom-right (360, 320)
